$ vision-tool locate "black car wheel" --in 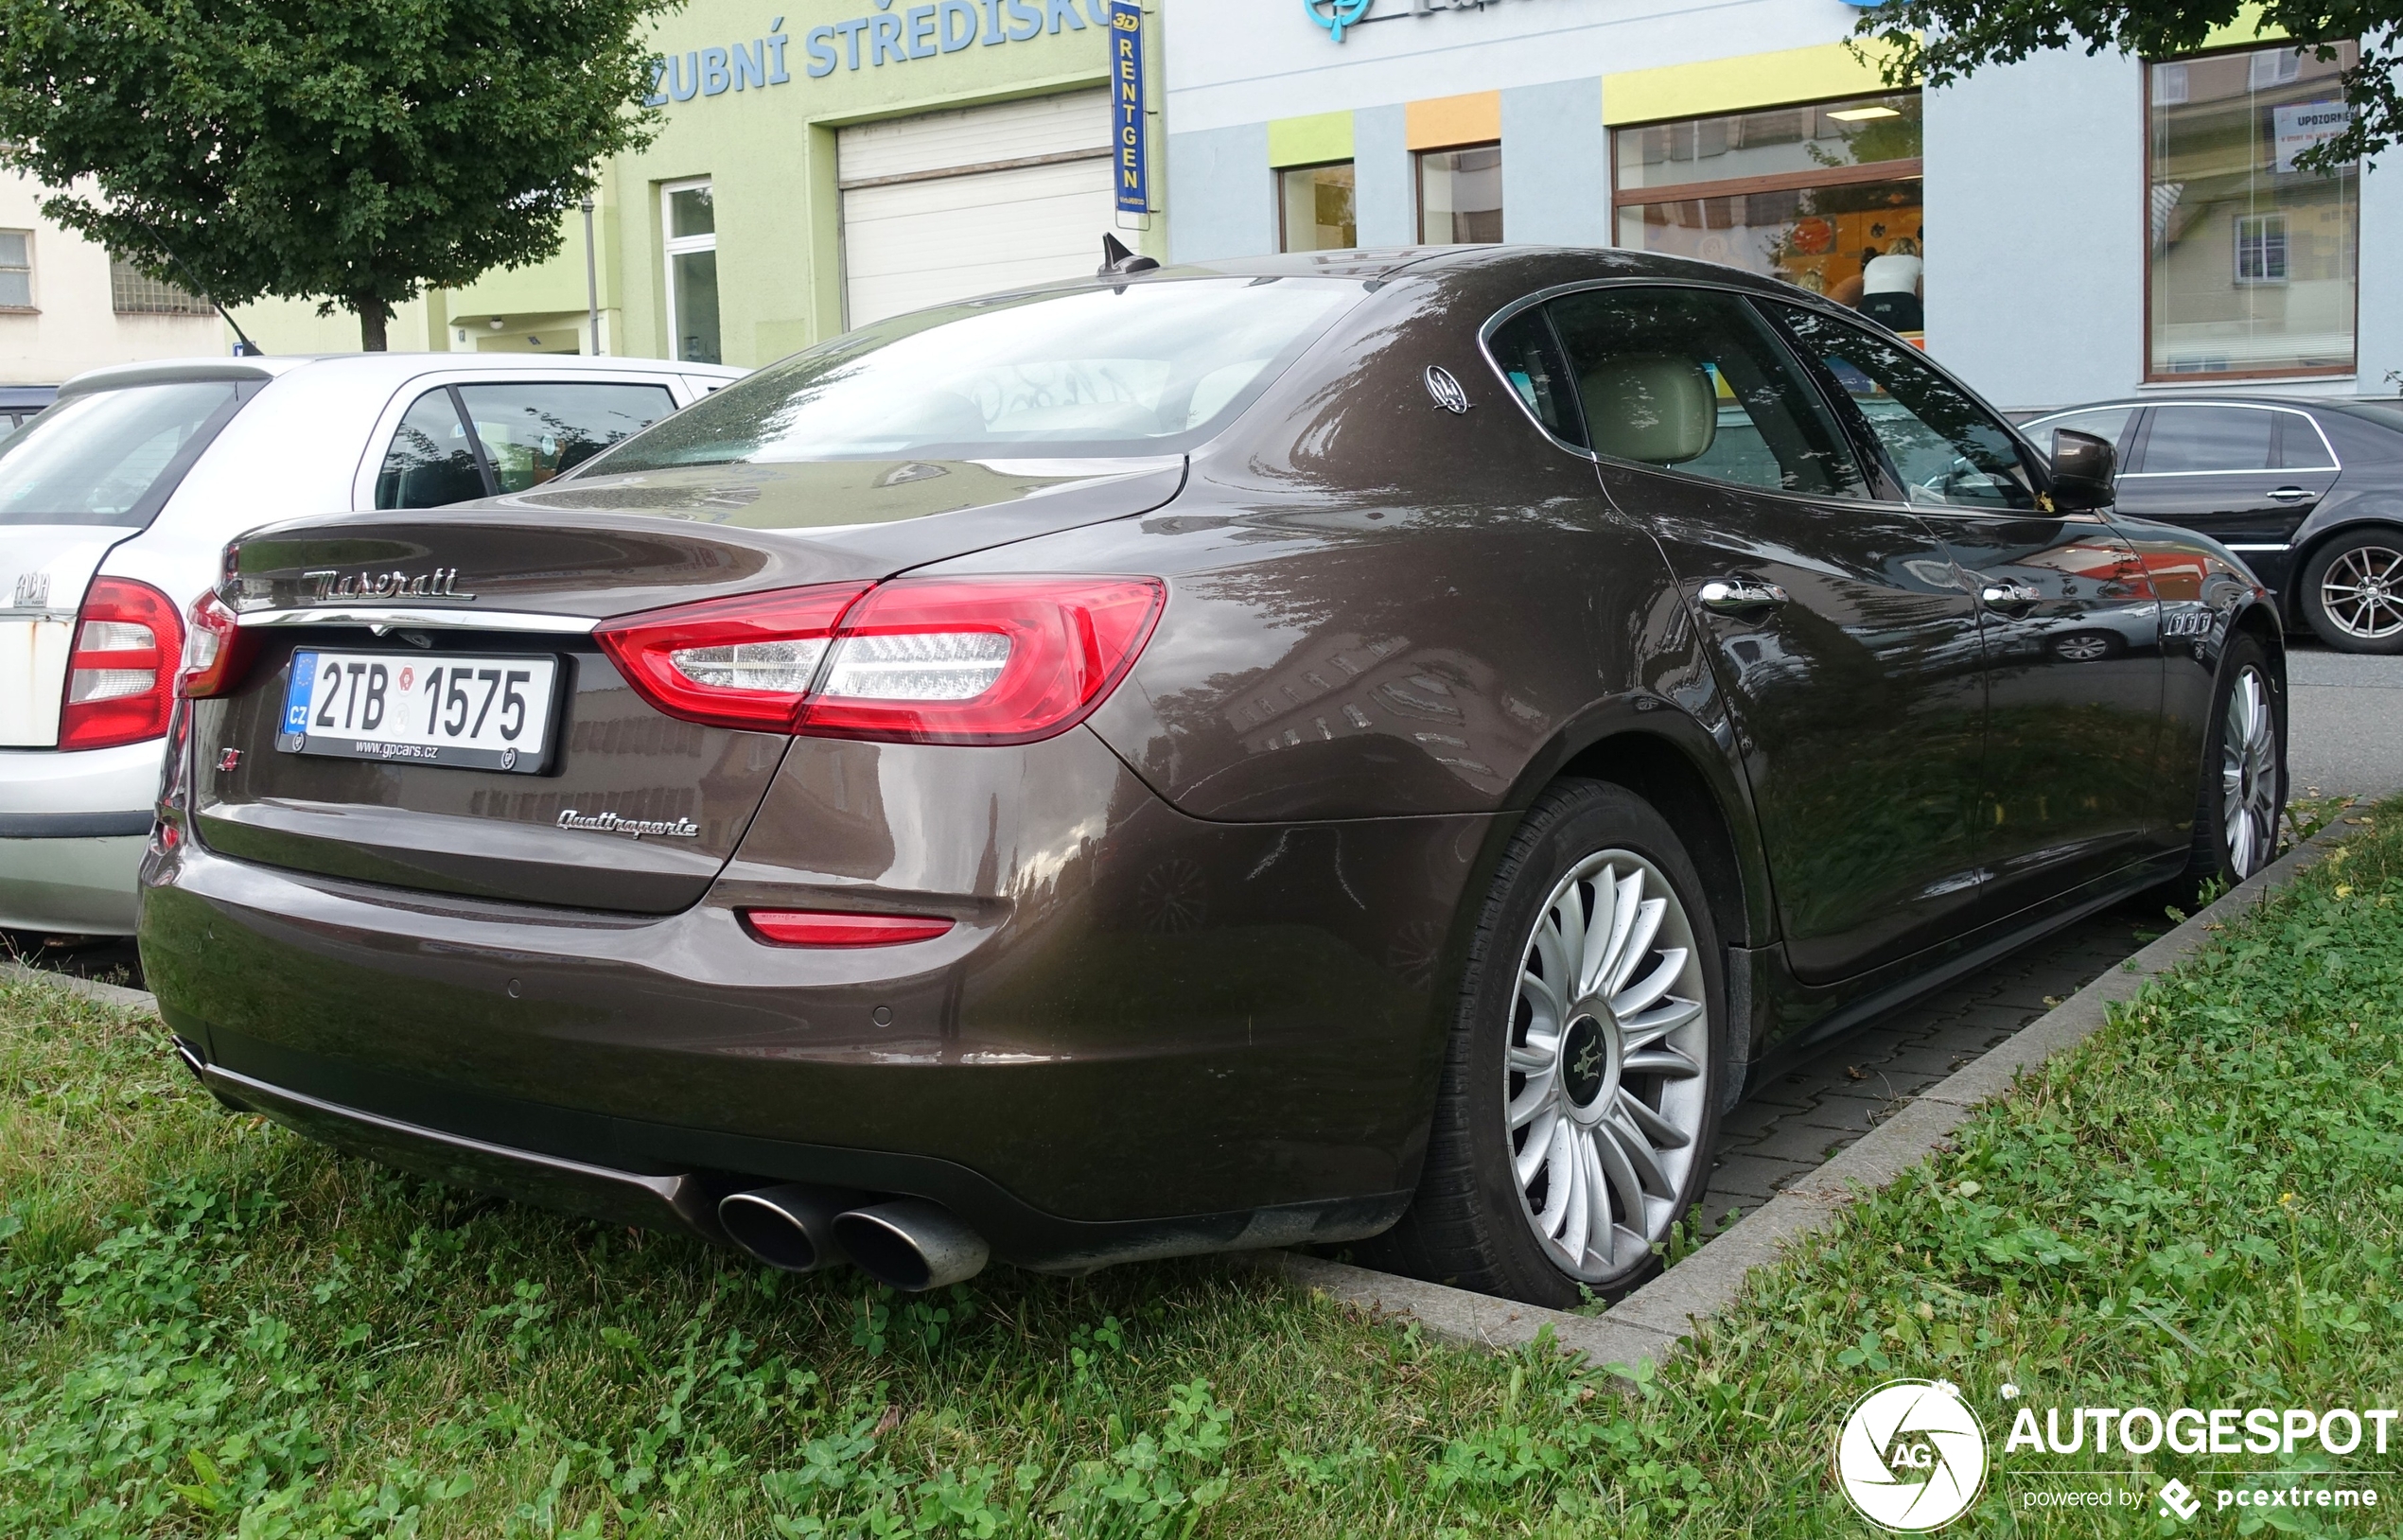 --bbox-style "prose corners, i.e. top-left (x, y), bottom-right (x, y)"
top-left (1377, 779), bottom-right (1726, 1307)
top-left (2179, 633), bottom-right (2286, 891)
top-left (2298, 528), bottom-right (2403, 655)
